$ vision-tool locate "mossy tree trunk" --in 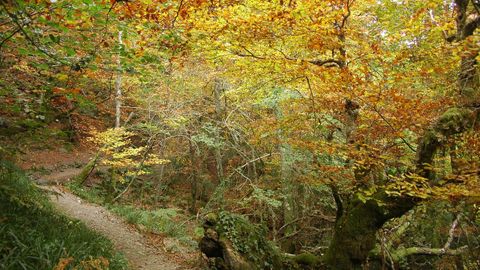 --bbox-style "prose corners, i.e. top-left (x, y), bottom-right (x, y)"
top-left (75, 152), bottom-right (100, 185)
top-left (325, 193), bottom-right (415, 269)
